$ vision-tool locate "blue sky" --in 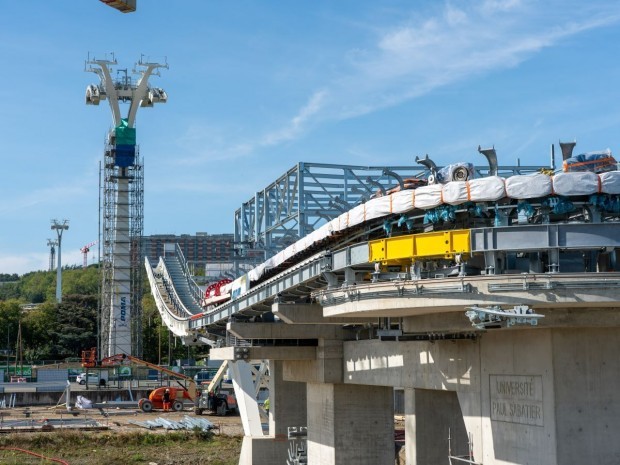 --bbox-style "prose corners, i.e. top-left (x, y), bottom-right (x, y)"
top-left (1, 0), bottom-right (620, 275)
